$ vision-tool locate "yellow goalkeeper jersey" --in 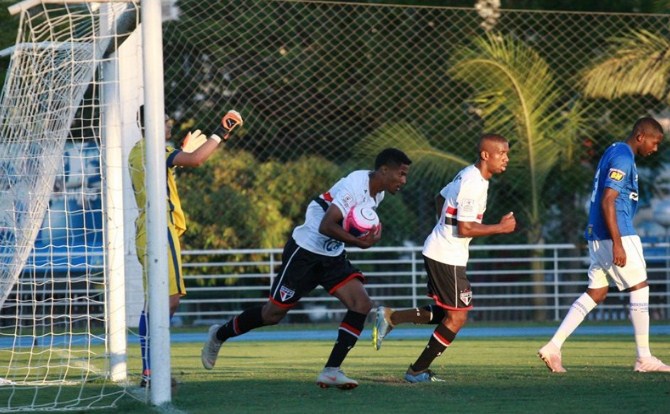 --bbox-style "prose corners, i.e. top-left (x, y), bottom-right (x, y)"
top-left (129, 139), bottom-right (186, 237)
